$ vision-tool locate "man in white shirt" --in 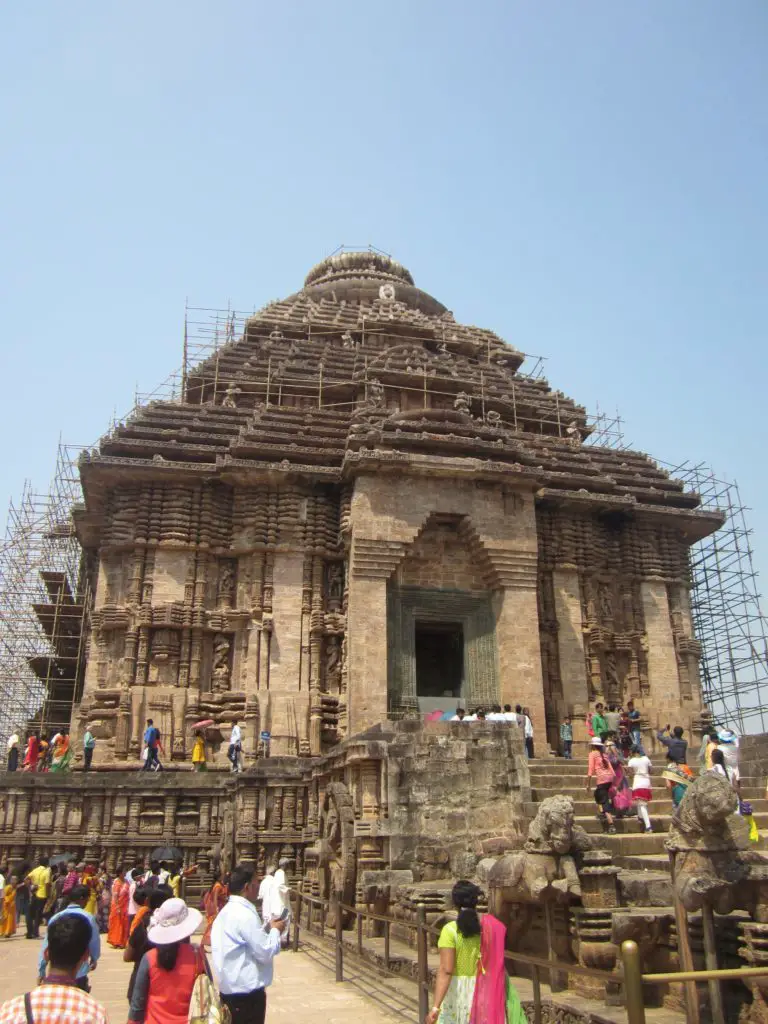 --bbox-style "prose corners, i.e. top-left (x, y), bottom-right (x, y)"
top-left (449, 708), bottom-right (466, 722)
top-left (126, 867), bottom-right (144, 930)
top-left (502, 704), bottom-right (517, 723)
top-left (211, 862), bottom-right (286, 1024)
top-left (717, 727), bottom-right (740, 772)
top-left (229, 720), bottom-right (243, 773)
top-left (6, 732), bottom-right (20, 772)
